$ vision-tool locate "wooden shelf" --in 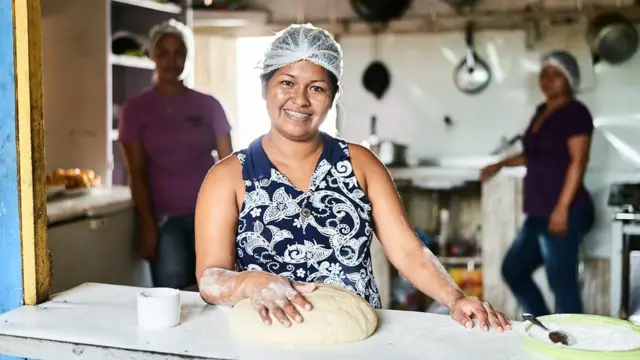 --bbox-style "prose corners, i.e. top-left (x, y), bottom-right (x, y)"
top-left (438, 256), bottom-right (482, 270)
top-left (111, 0), bottom-right (181, 14)
top-left (192, 9), bottom-right (269, 27)
top-left (110, 54), bottom-right (155, 70)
